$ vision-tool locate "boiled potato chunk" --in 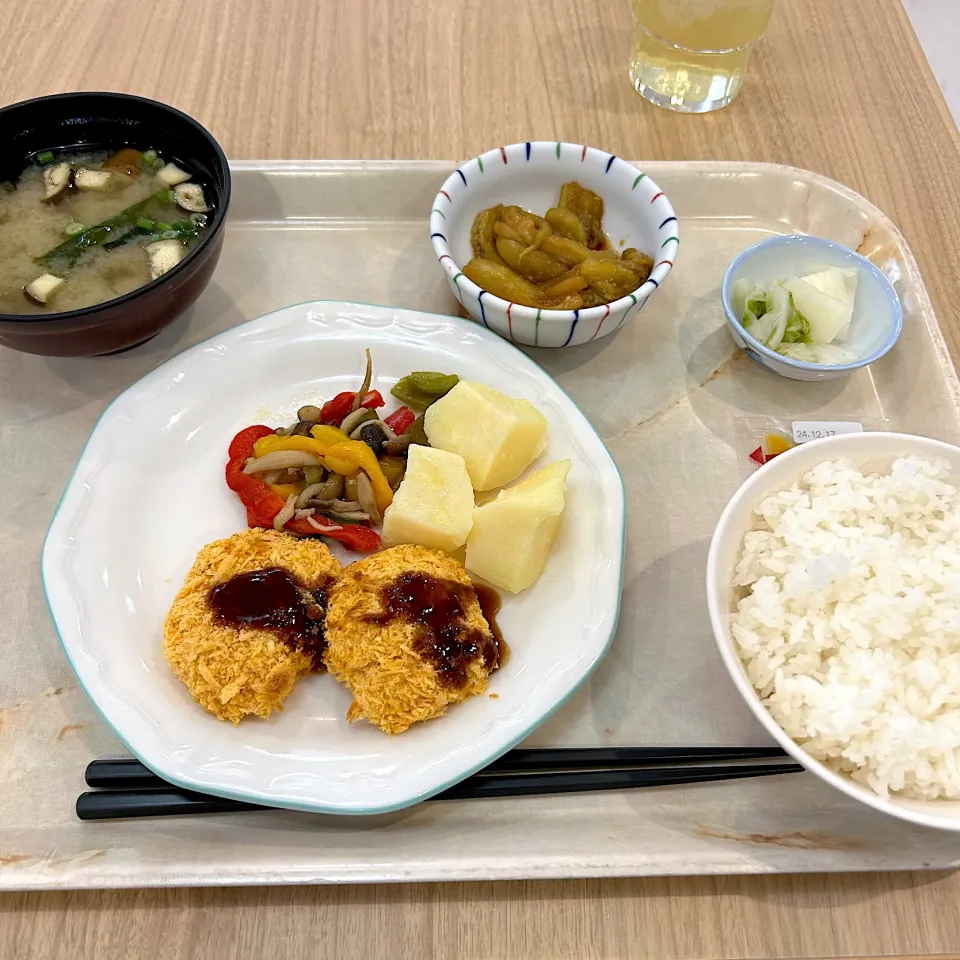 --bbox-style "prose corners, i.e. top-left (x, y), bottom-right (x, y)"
top-left (466, 459), bottom-right (571, 593)
top-left (381, 445), bottom-right (474, 552)
top-left (424, 381), bottom-right (548, 491)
